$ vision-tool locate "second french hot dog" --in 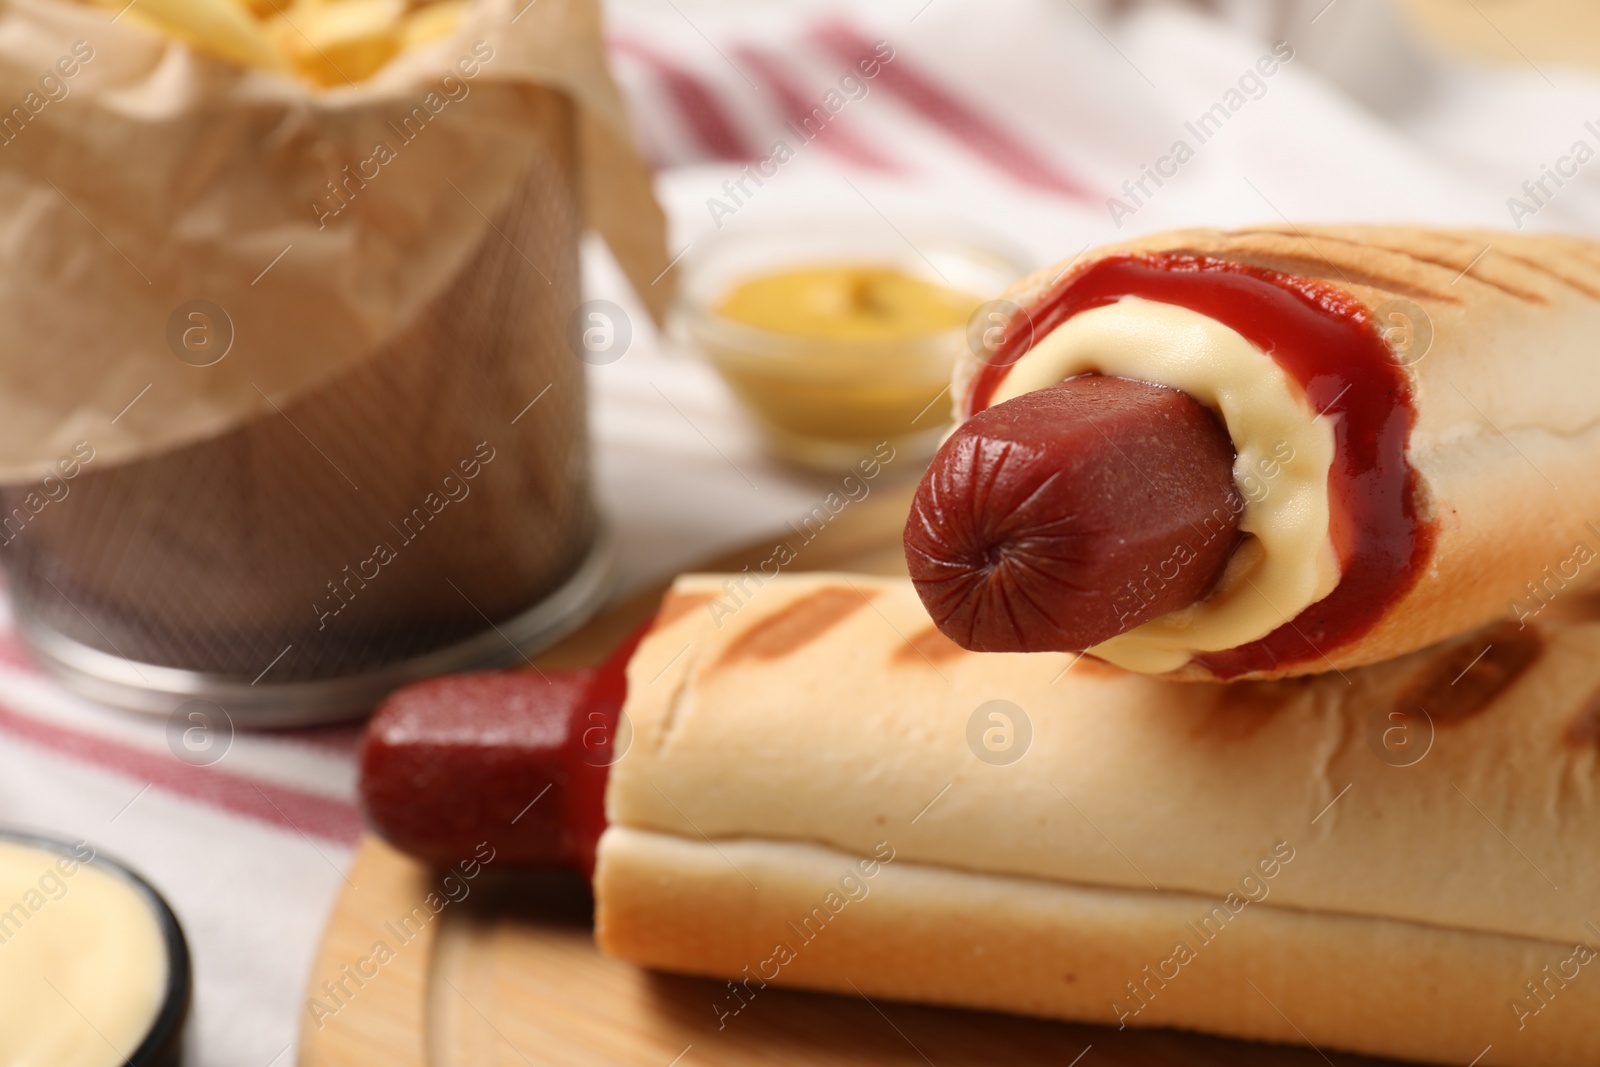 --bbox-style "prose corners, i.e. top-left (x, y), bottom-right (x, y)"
top-left (909, 224), bottom-right (1600, 680)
